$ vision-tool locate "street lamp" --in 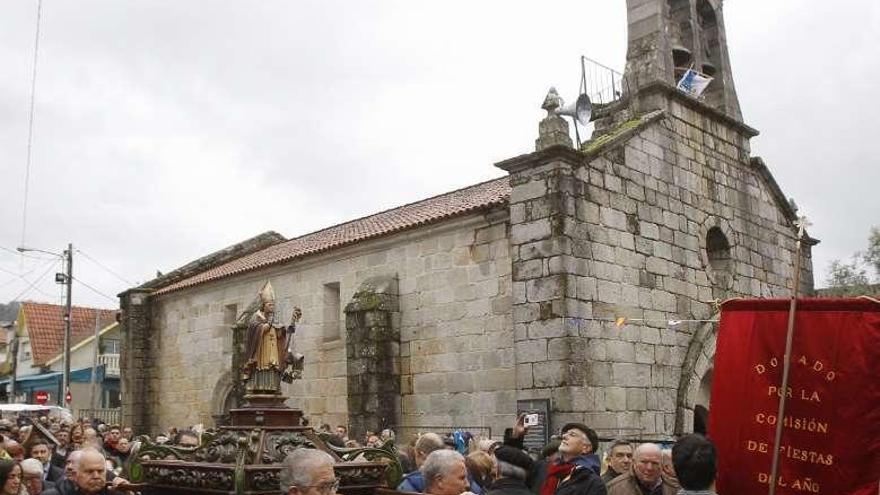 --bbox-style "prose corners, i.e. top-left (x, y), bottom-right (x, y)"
top-left (16, 243), bottom-right (73, 407)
